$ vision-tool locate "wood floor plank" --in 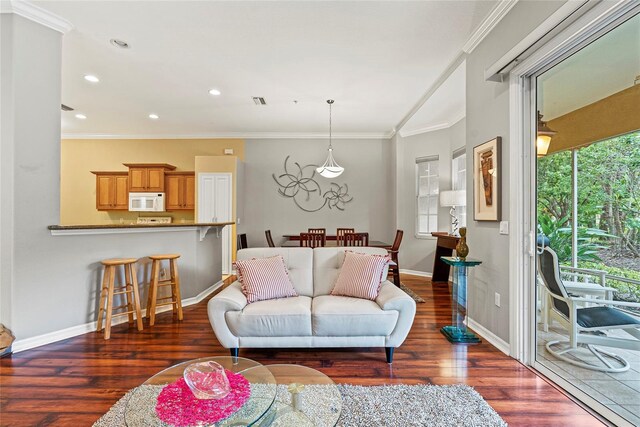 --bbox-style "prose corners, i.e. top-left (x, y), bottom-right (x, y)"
top-left (0, 274), bottom-right (602, 426)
